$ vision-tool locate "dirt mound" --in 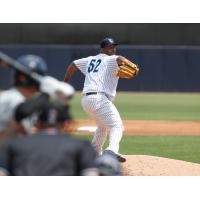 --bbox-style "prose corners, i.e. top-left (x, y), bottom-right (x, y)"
top-left (121, 155), bottom-right (200, 176)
